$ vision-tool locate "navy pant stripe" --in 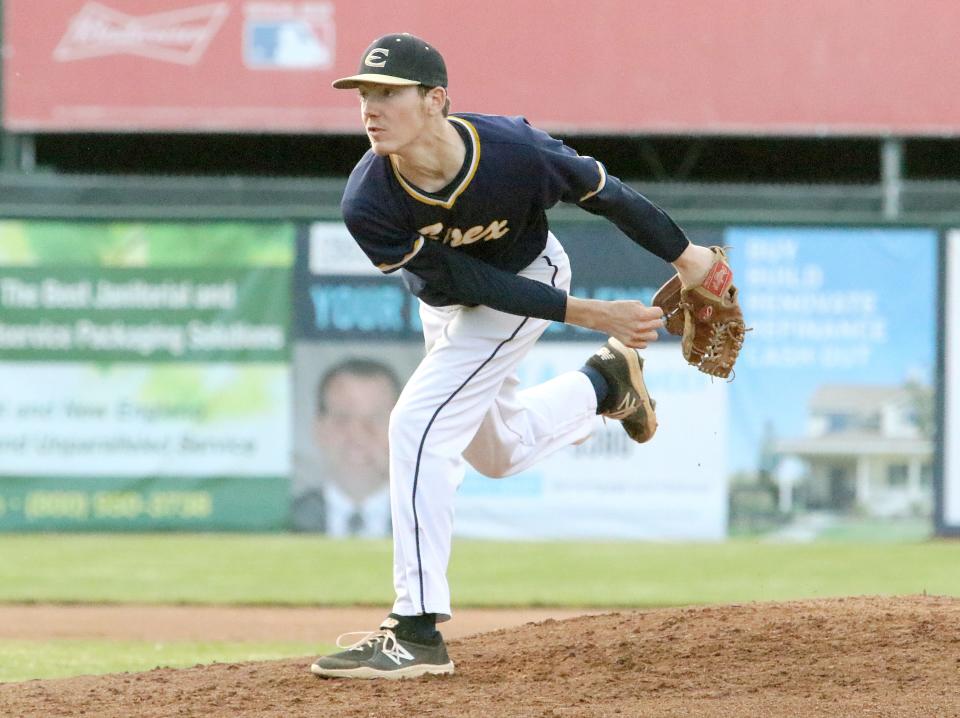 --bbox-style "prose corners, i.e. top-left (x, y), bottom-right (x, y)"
top-left (411, 254), bottom-right (561, 614)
